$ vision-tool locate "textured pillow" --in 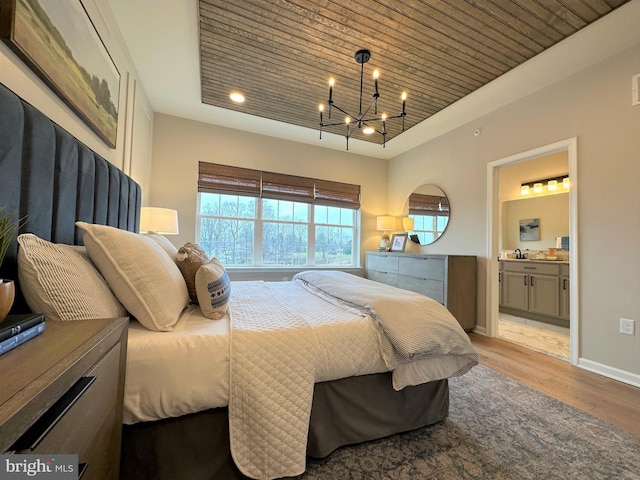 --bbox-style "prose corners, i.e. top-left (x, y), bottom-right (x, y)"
top-left (76, 222), bottom-right (189, 331)
top-left (195, 258), bottom-right (231, 320)
top-left (175, 243), bottom-right (209, 304)
top-left (143, 233), bottom-right (178, 259)
top-left (17, 233), bottom-right (127, 322)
